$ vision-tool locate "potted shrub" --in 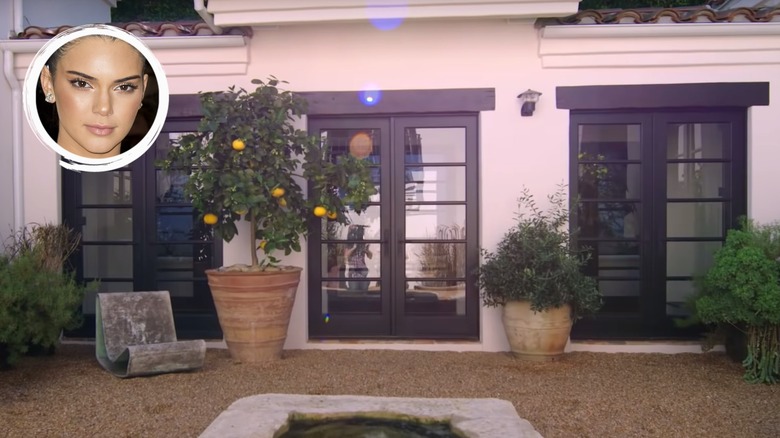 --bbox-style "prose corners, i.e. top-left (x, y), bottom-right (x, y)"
top-left (477, 185), bottom-right (603, 360)
top-left (160, 77), bottom-right (375, 363)
top-left (688, 219), bottom-right (780, 384)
